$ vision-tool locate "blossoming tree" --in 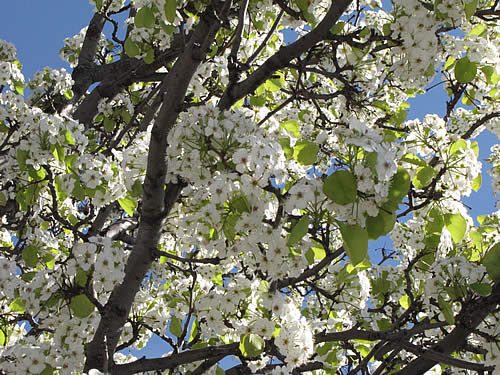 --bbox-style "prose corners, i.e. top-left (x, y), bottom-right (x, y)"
top-left (0, 0), bottom-right (499, 373)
